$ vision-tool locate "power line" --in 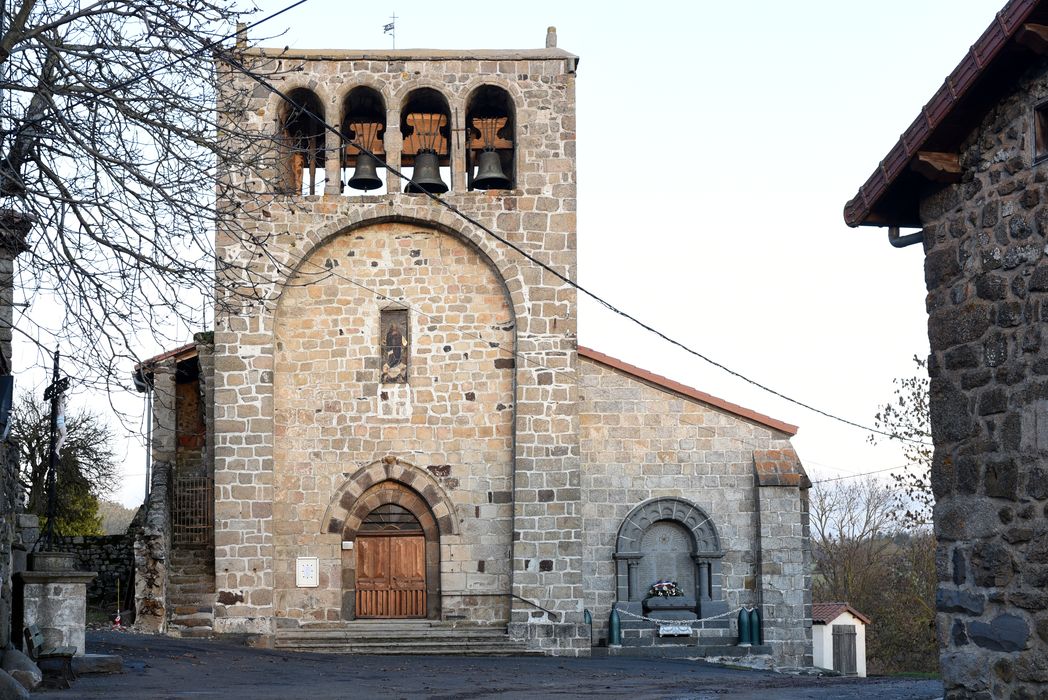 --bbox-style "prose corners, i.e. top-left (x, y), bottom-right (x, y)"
top-left (264, 240), bottom-right (908, 479)
top-left (213, 47), bottom-right (931, 448)
top-left (809, 463), bottom-right (920, 485)
top-left (95, 0), bottom-right (315, 97)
